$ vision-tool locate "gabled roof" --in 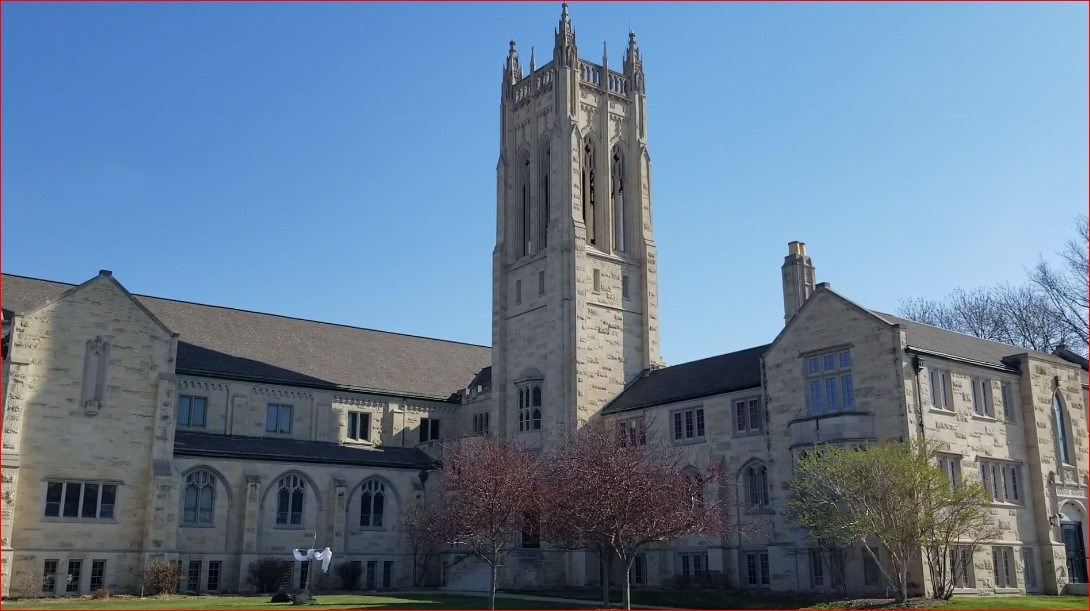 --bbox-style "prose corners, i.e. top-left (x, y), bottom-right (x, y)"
top-left (173, 430), bottom-right (433, 469)
top-left (602, 344), bottom-right (767, 414)
top-left (2, 273), bottom-right (491, 401)
top-left (873, 311), bottom-right (1074, 371)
